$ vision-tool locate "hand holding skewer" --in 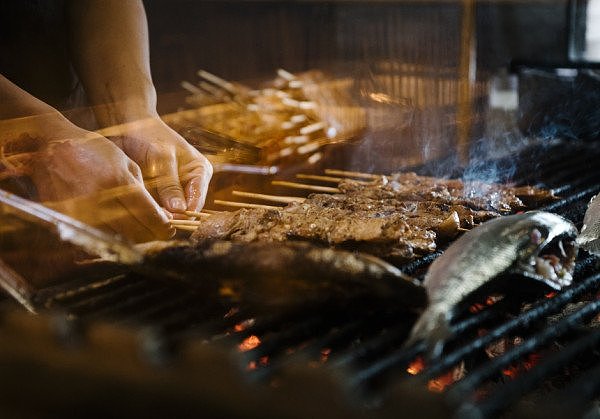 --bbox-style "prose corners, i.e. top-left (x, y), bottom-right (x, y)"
top-left (104, 117), bottom-right (213, 220)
